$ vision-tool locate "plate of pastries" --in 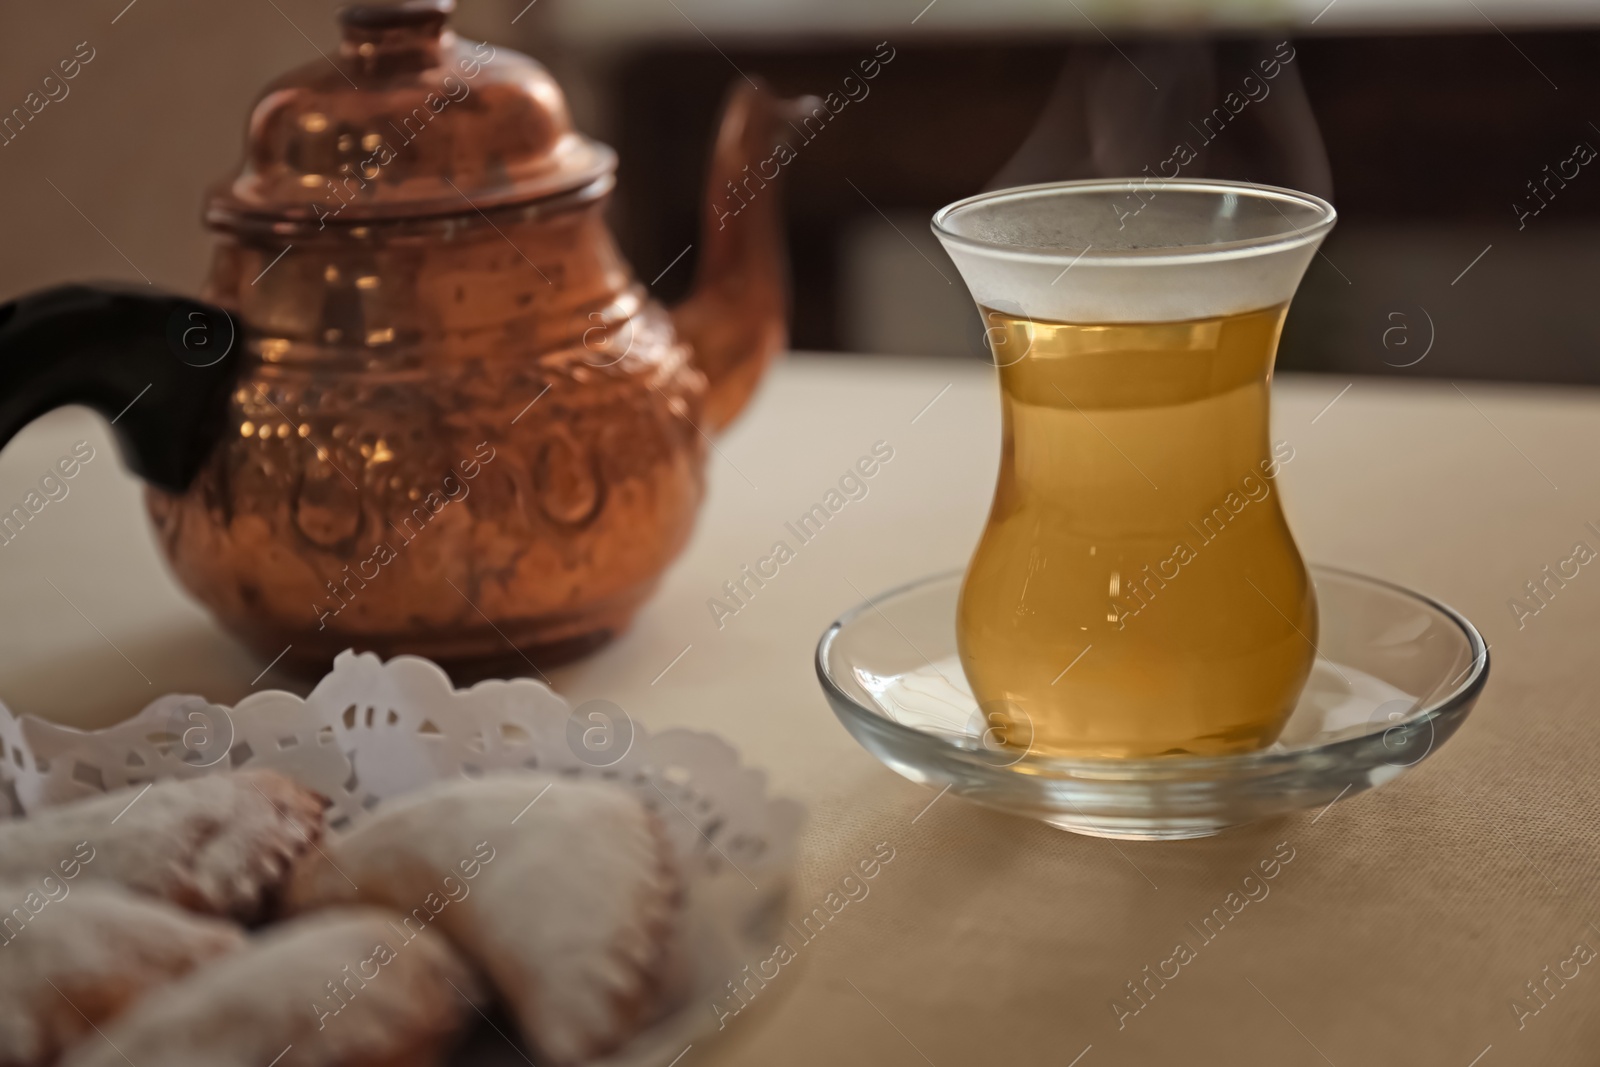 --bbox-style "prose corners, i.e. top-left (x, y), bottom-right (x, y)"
top-left (0, 652), bottom-right (800, 1066)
